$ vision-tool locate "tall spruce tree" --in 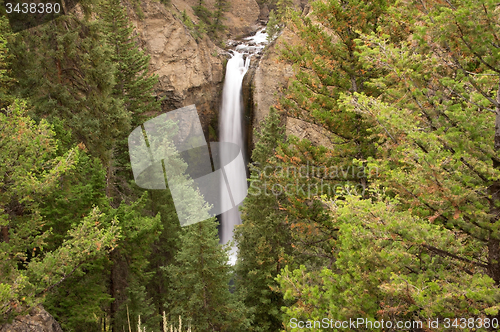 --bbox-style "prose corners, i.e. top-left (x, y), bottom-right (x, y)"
top-left (266, 0), bottom-right (393, 245)
top-left (99, 0), bottom-right (161, 201)
top-left (266, 10), bottom-right (280, 43)
top-left (193, 0), bottom-right (212, 33)
top-left (212, 0), bottom-right (229, 39)
top-left (234, 108), bottom-right (295, 332)
top-left (252, 1), bottom-right (393, 308)
top-left (10, 11), bottom-right (130, 163)
top-left (100, 0), bottom-right (160, 125)
top-left (166, 218), bottom-right (248, 332)
top-left (6, 3), bottom-right (166, 331)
